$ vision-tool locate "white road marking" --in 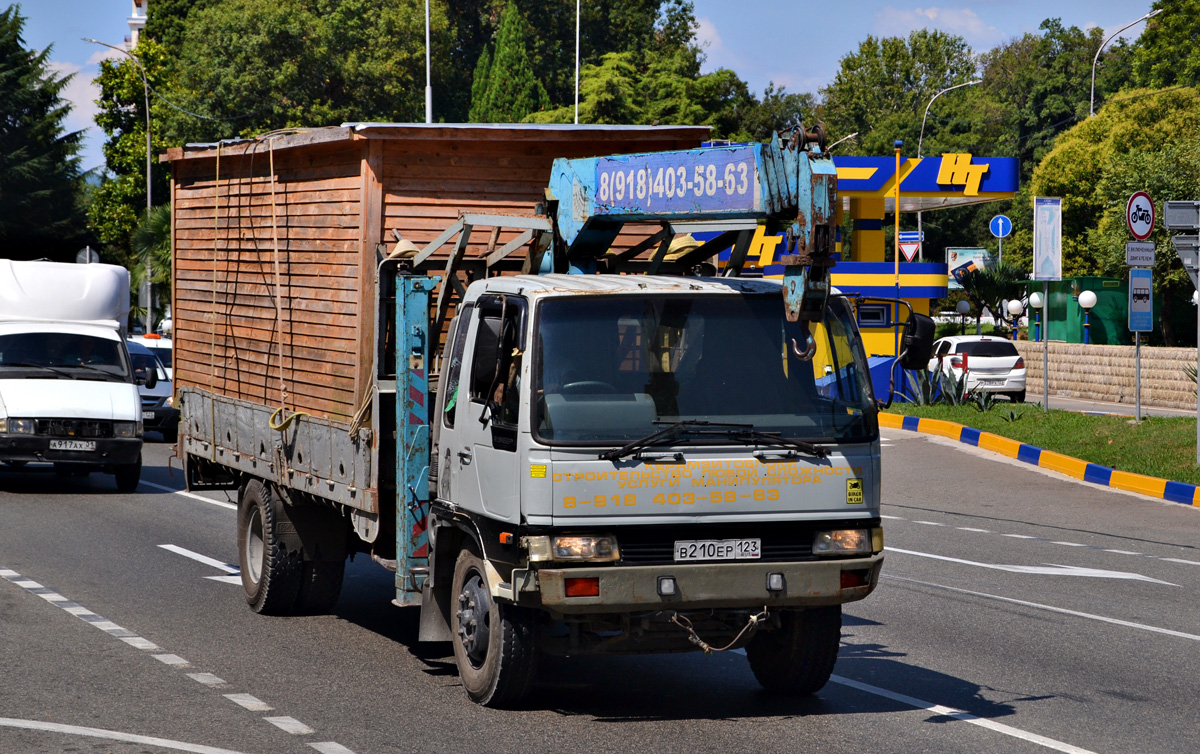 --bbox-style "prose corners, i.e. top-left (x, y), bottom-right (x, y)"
top-left (121, 636), bottom-right (162, 651)
top-left (207, 575), bottom-right (244, 584)
top-left (1051, 541), bottom-right (1088, 547)
top-left (1002, 533), bottom-right (1037, 539)
top-left (957, 527), bottom-right (991, 533)
top-left (159, 544), bottom-right (239, 575)
top-left (914, 520), bottom-right (946, 526)
top-left (886, 574), bottom-right (1200, 641)
top-left (1163, 558), bottom-right (1200, 566)
top-left (224, 693), bottom-right (272, 712)
top-left (141, 480), bottom-right (237, 510)
top-left (310, 743), bottom-right (358, 754)
top-left (887, 547), bottom-right (1177, 585)
top-left (881, 514), bottom-right (905, 520)
top-left (154, 654), bottom-right (190, 666)
top-left (265, 716), bottom-right (315, 735)
top-left (187, 672), bottom-right (227, 686)
top-left (0, 718), bottom-right (250, 754)
top-left (829, 676), bottom-right (1098, 754)
top-left (1103, 549), bottom-right (1145, 556)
